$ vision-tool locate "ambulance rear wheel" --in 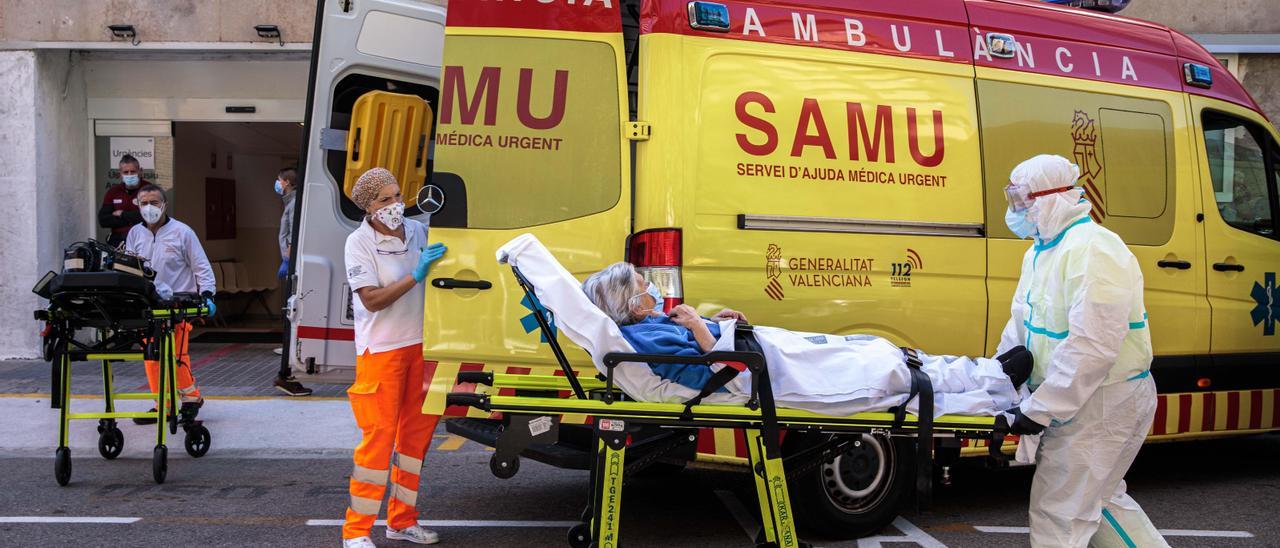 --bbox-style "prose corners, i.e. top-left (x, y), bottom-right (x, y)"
top-left (490, 454), bottom-right (519, 479)
top-left (98, 427), bottom-right (124, 460)
top-left (784, 433), bottom-right (910, 540)
top-left (567, 522), bottom-right (591, 548)
top-left (54, 446), bottom-right (72, 486)
top-left (152, 445), bottom-right (168, 484)
top-left (184, 425), bottom-right (210, 458)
